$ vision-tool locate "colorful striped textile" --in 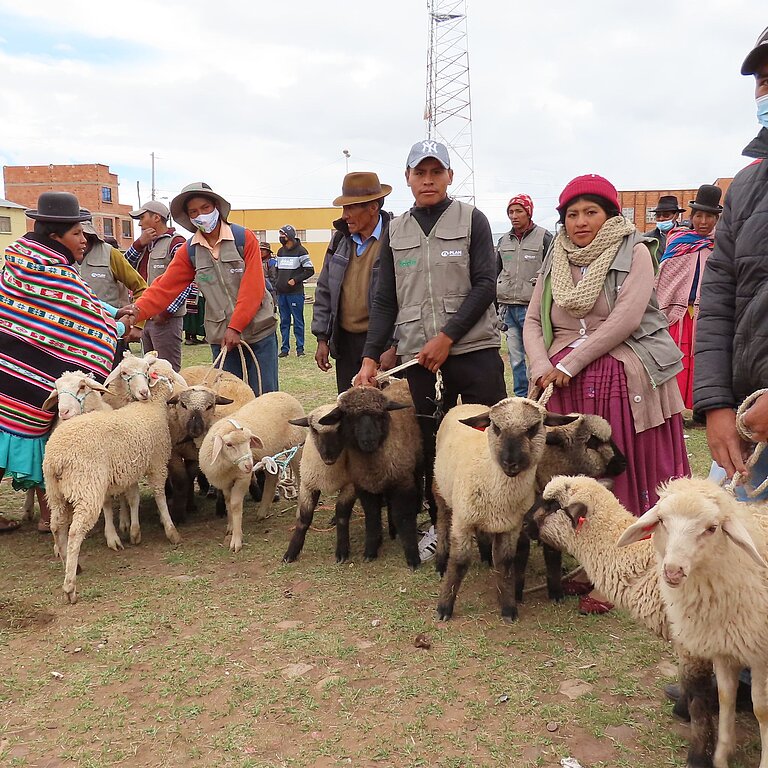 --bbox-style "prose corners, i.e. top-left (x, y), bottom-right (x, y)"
top-left (658, 229), bottom-right (714, 263)
top-left (0, 235), bottom-right (118, 438)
